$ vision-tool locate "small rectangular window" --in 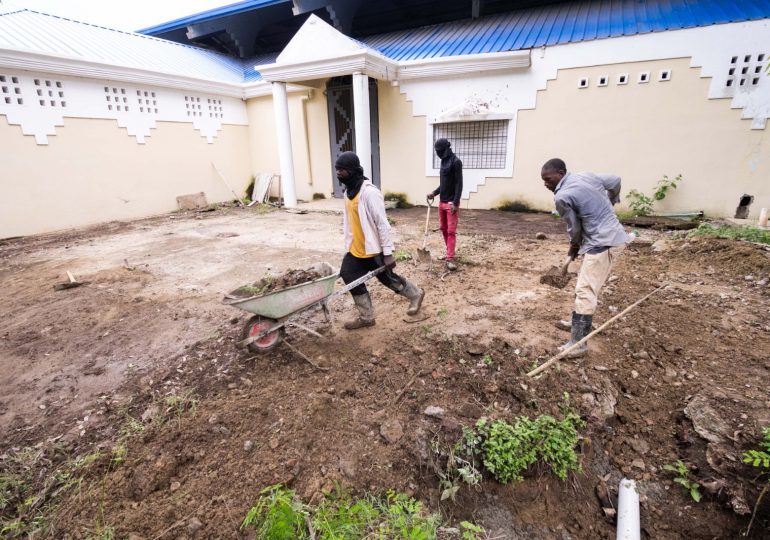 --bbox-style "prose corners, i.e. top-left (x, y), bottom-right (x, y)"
top-left (578, 77), bottom-right (589, 88)
top-left (752, 78), bottom-right (760, 85)
top-left (433, 120), bottom-right (509, 169)
top-left (731, 56), bottom-right (738, 63)
top-left (744, 54), bottom-right (751, 62)
top-left (659, 69), bottom-right (671, 81)
top-left (638, 72), bottom-right (650, 83)
top-left (726, 79), bottom-right (733, 87)
top-left (597, 75), bottom-right (608, 87)
top-left (11, 77), bottom-right (18, 84)
top-left (758, 54), bottom-right (765, 62)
